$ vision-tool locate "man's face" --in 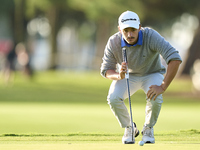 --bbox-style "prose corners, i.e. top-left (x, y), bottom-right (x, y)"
top-left (118, 26), bottom-right (141, 45)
